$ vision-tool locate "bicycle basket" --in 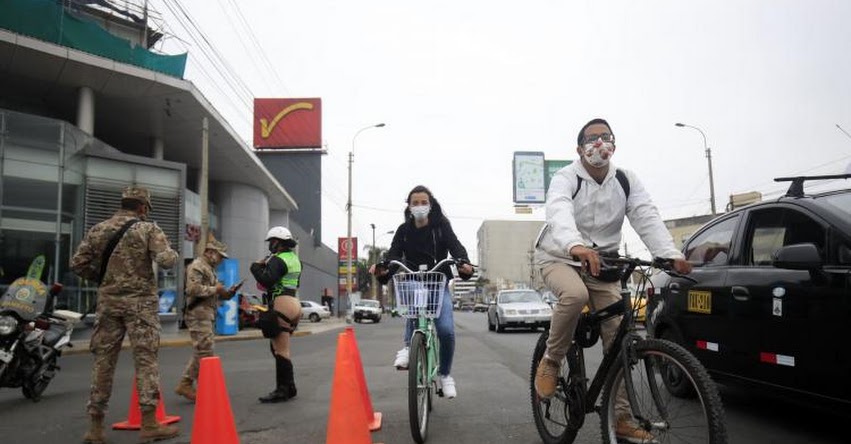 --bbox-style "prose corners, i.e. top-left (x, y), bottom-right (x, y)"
top-left (392, 271), bottom-right (447, 319)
